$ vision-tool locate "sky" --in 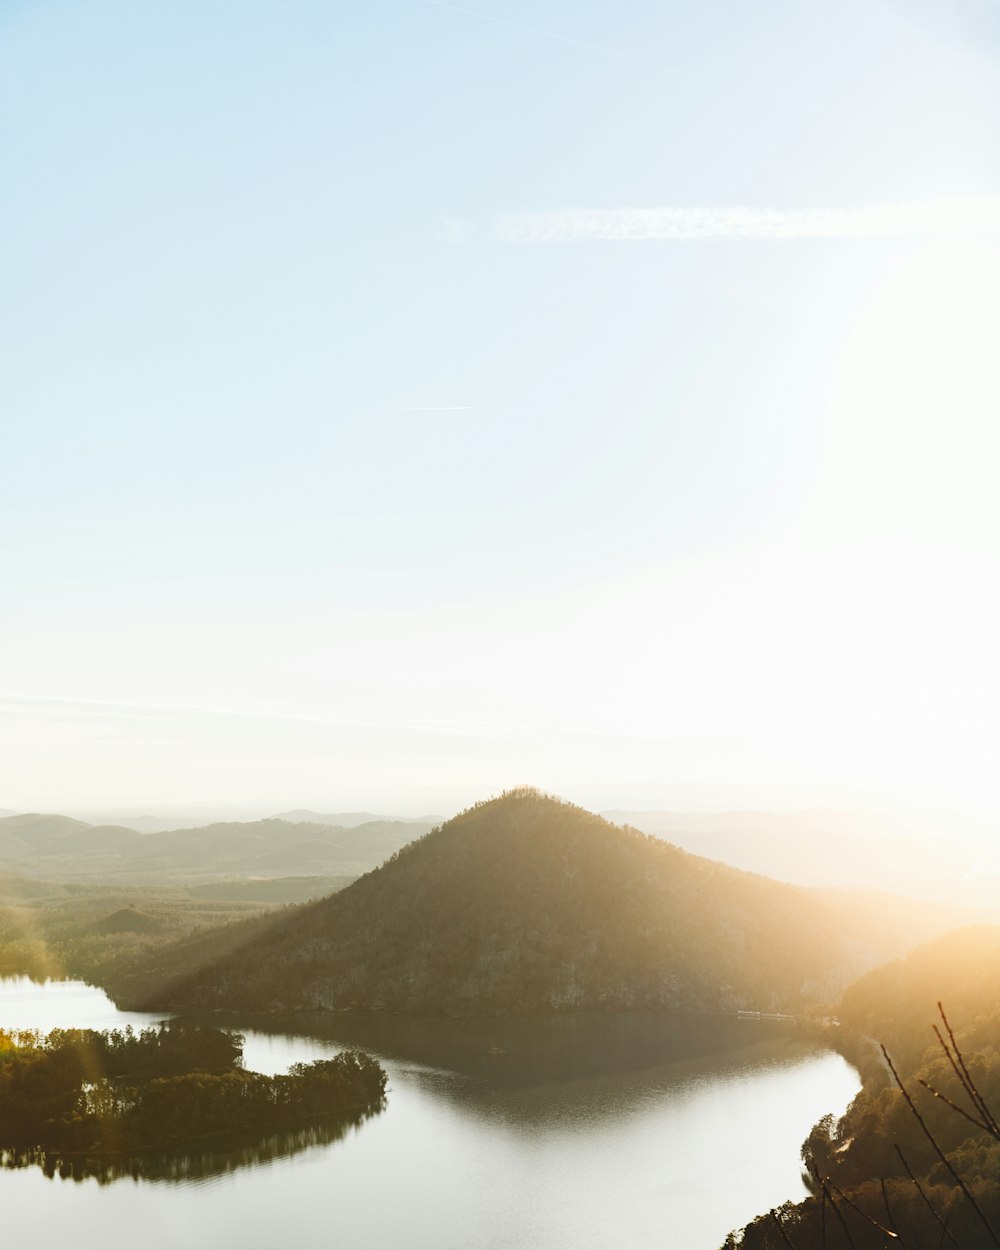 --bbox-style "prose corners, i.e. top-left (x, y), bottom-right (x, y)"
top-left (2, 0), bottom-right (1000, 826)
